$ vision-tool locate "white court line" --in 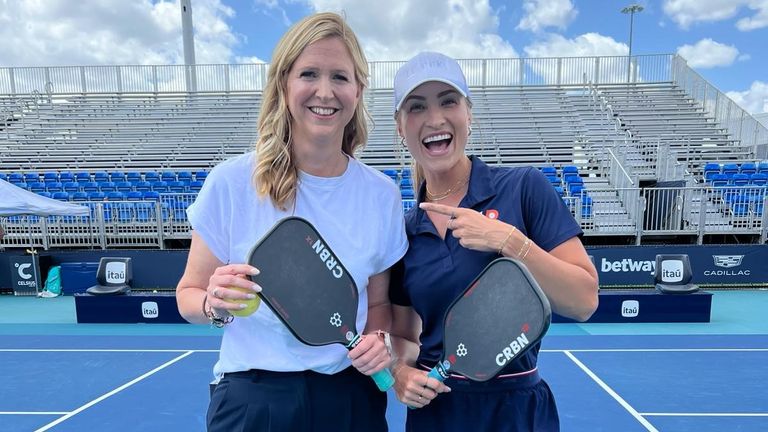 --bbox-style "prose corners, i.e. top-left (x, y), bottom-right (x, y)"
top-left (0, 412), bottom-right (69, 415)
top-left (33, 350), bottom-right (195, 432)
top-left (542, 348), bottom-right (768, 353)
top-left (564, 350), bottom-right (660, 432)
top-left (642, 413), bottom-right (768, 417)
top-left (0, 349), bottom-right (219, 353)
